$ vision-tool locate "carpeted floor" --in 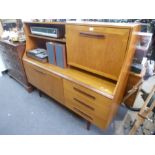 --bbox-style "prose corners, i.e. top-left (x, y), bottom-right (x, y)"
top-left (0, 73), bottom-right (130, 135)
